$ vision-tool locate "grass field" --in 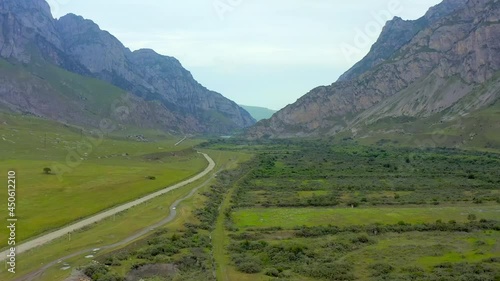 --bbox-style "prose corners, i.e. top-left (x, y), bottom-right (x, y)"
top-left (52, 150), bottom-right (253, 281)
top-left (233, 205), bottom-right (500, 229)
top-left (0, 113), bottom-right (206, 246)
top-left (346, 231), bottom-right (500, 279)
top-left (203, 140), bottom-right (500, 281)
top-left (3, 124), bottom-right (499, 281)
top-left (0, 175), bottom-right (202, 281)
top-left (0, 150), bottom-right (251, 281)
